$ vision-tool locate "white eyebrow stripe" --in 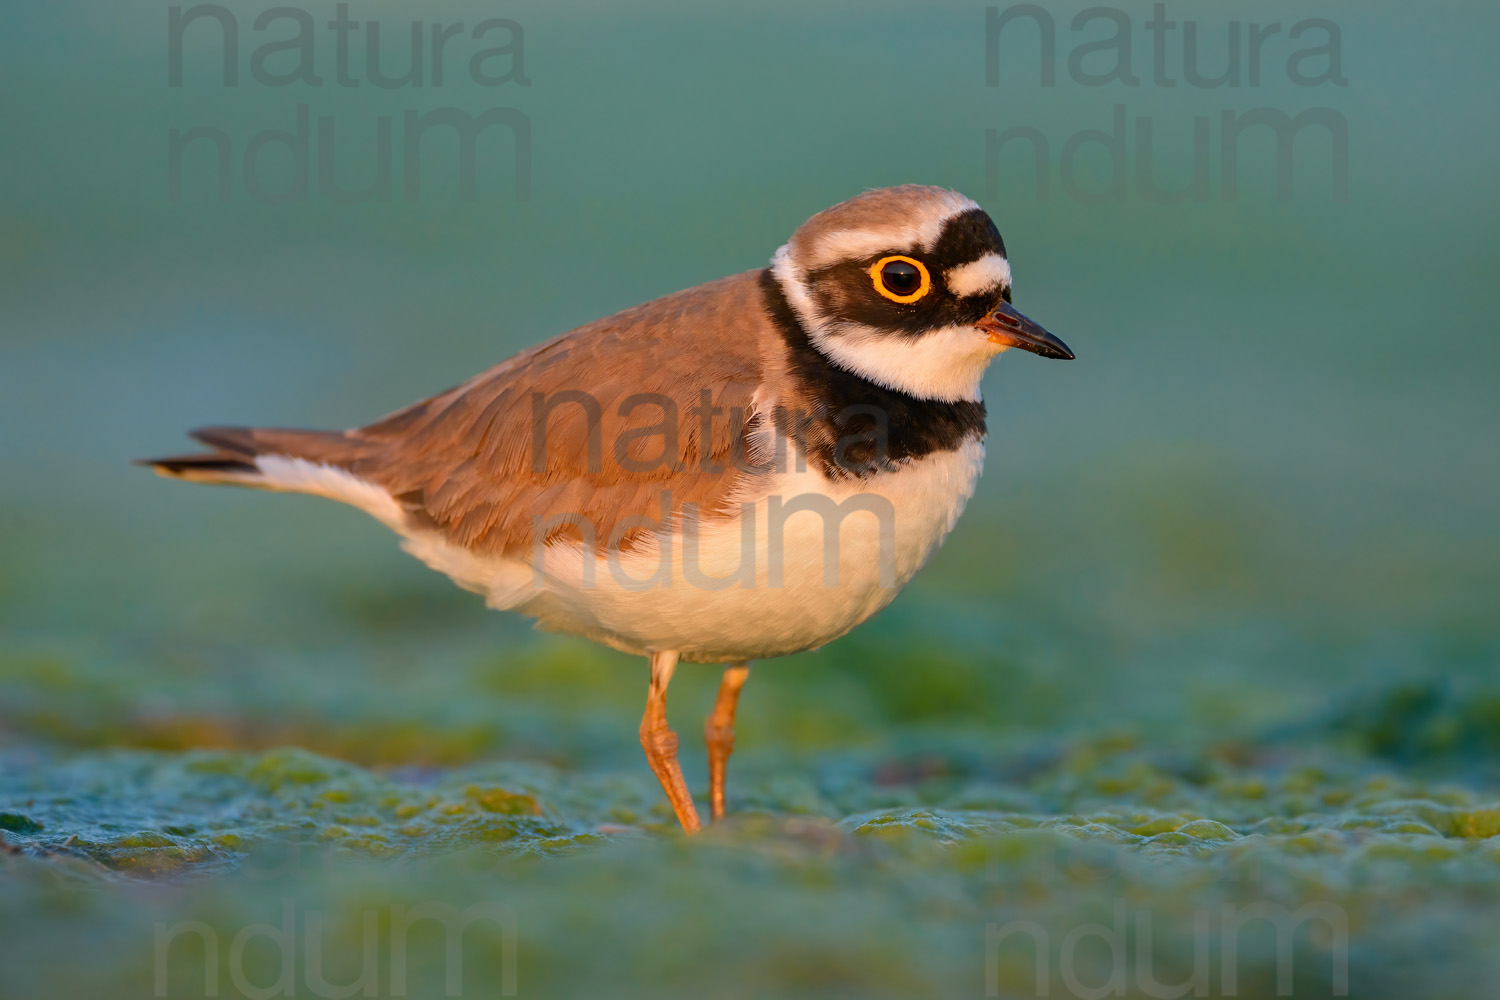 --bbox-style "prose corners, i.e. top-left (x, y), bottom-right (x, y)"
top-left (807, 227), bottom-right (929, 269)
top-left (945, 253), bottom-right (1012, 298)
top-left (801, 194), bottom-right (982, 271)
